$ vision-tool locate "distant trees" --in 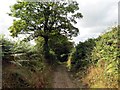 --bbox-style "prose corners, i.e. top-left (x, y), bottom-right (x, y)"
top-left (49, 35), bottom-right (74, 62)
top-left (35, 34), bottom-right (74, 63)
top-left (8, 1), bottom-right (83, 62)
